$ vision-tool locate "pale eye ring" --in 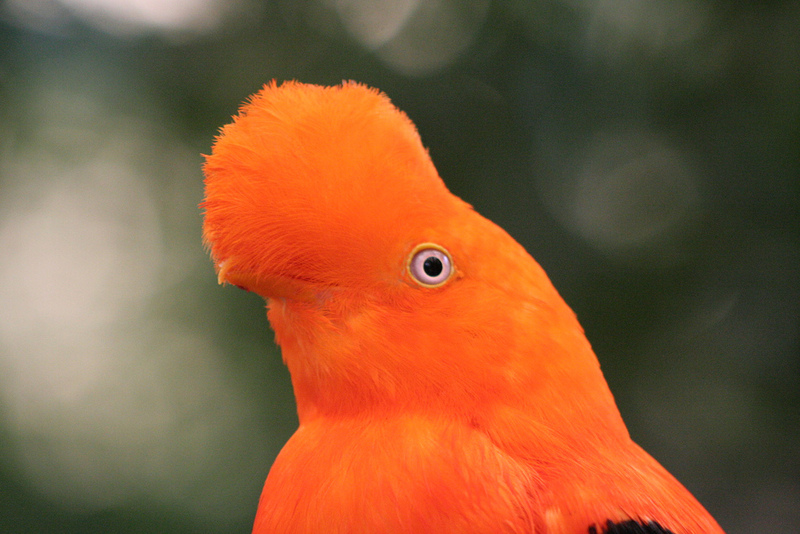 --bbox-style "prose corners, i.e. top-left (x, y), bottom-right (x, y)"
top-left (407, 243), bottom-right (453, 288)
